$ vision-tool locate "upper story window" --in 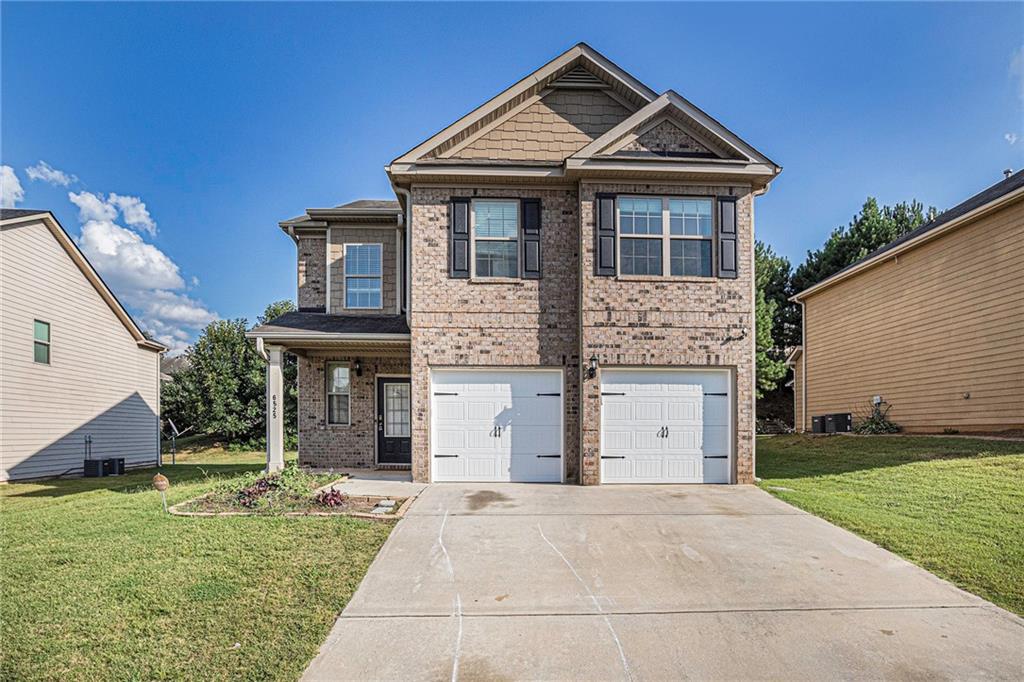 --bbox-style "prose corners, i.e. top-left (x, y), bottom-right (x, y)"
top-left (344, 243), bottom-right (383, 309)
top-left (472, 200), bottom-right (518, 278)
top-left (33, 320), bottom-right (51, 364)
top-left (326, 363), bottom-right (350, 425)
top-left (618, 196), bottom-right (713, 277)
